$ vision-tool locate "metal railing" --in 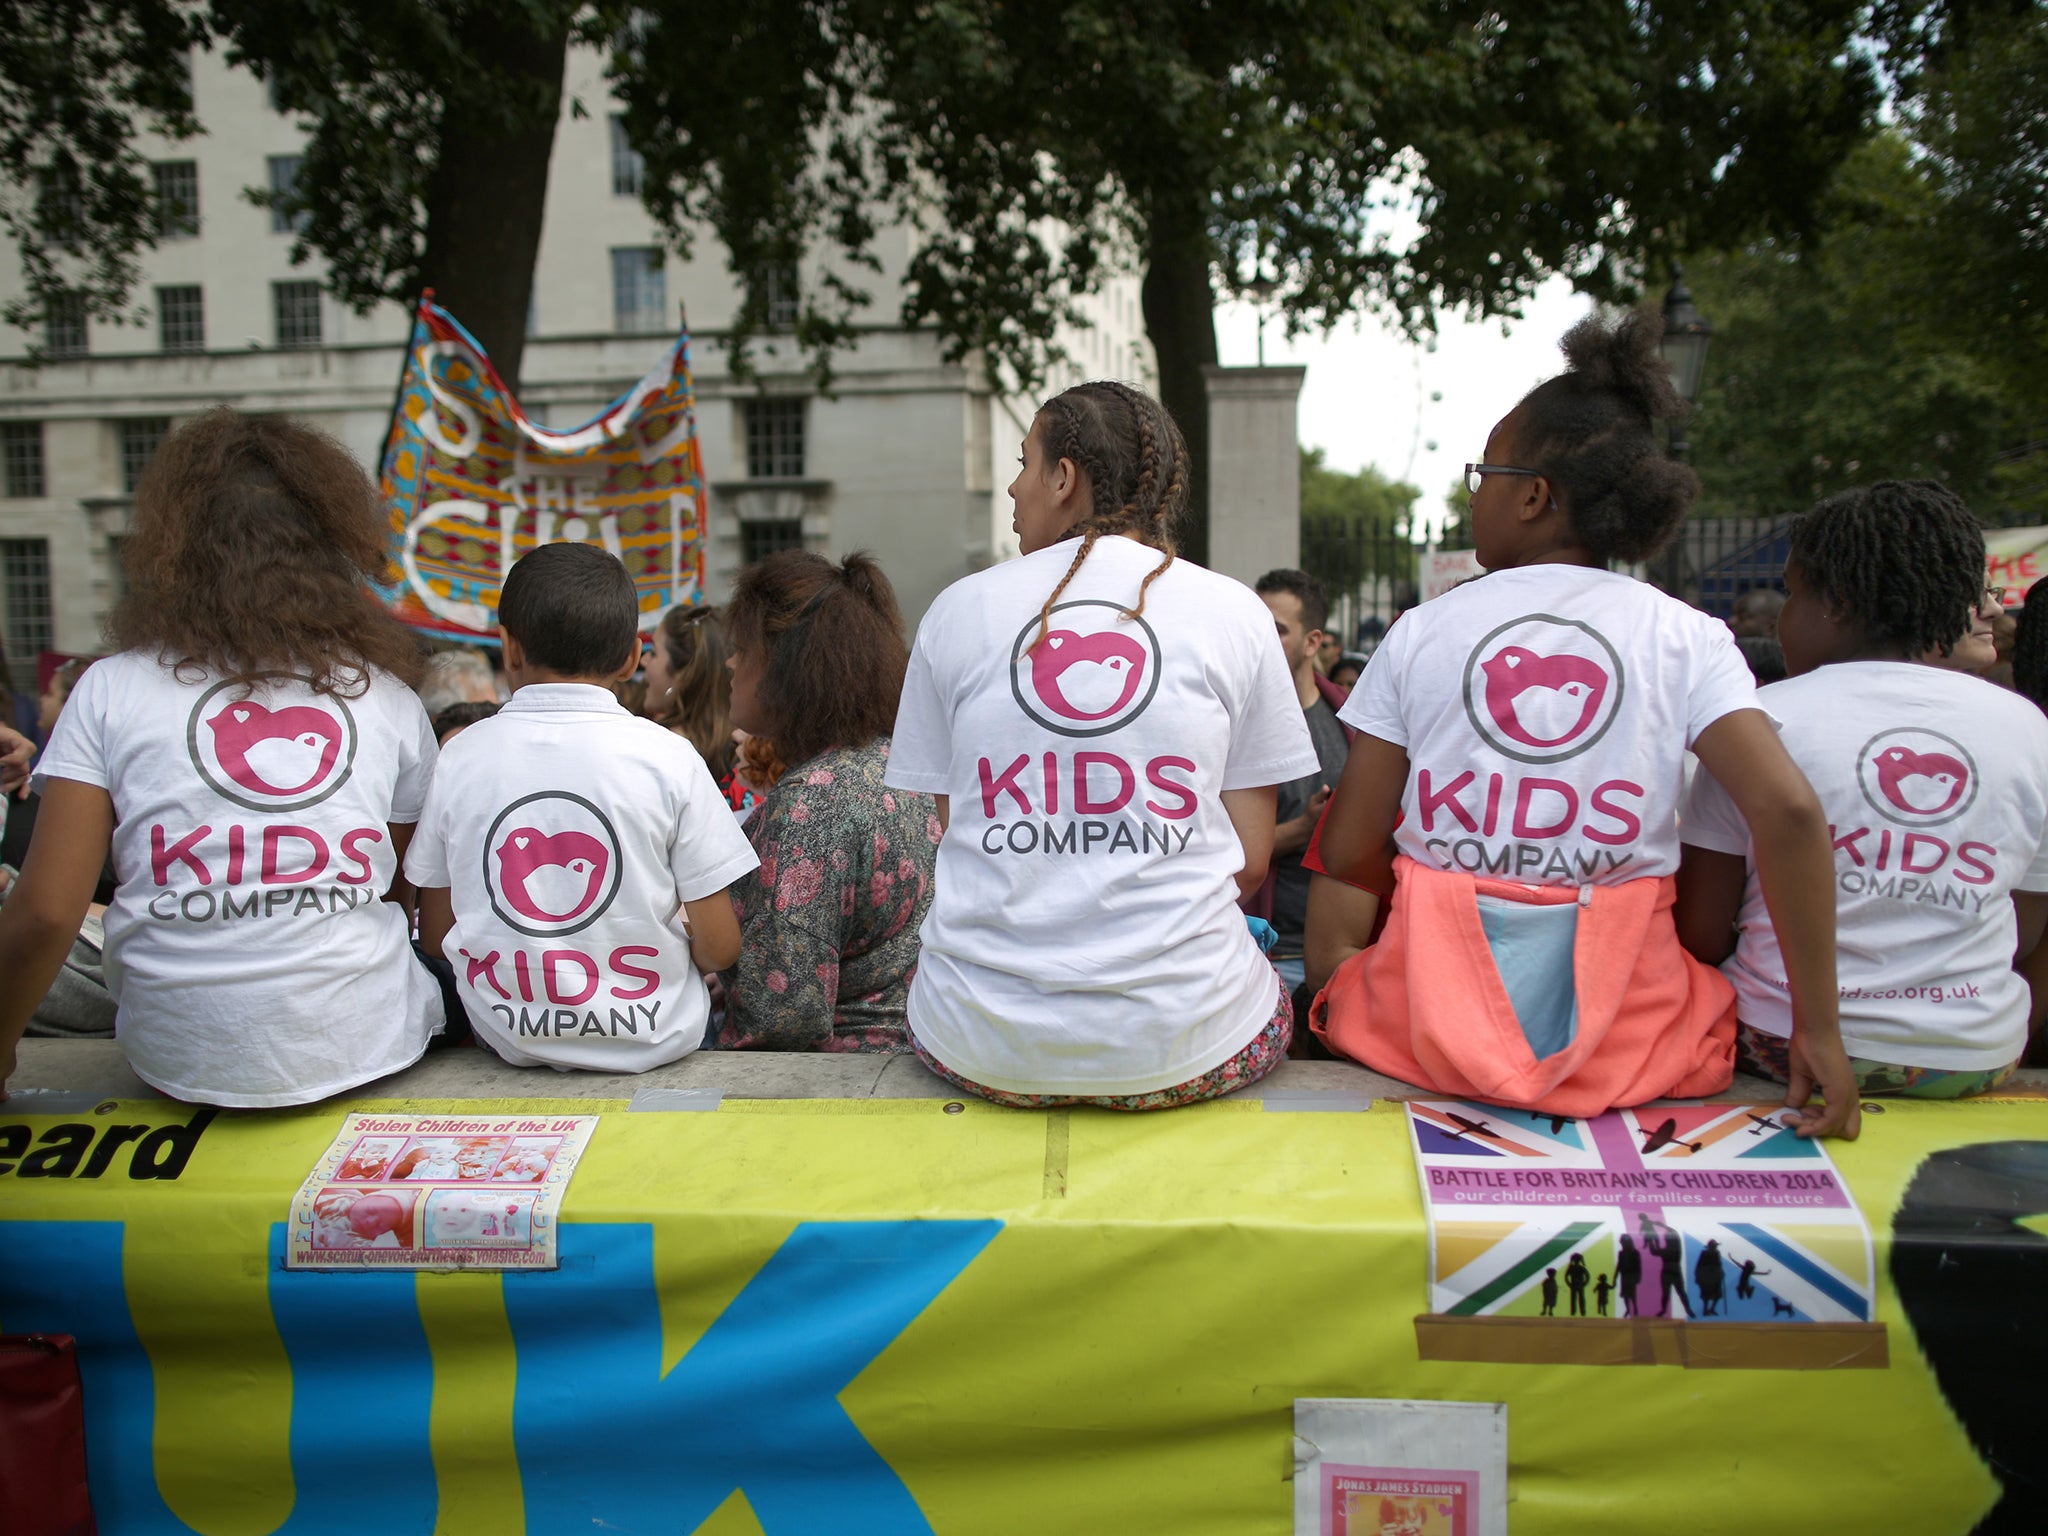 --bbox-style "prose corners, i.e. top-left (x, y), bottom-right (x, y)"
top-left (1300, 513), bottom-right (1793, 638)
